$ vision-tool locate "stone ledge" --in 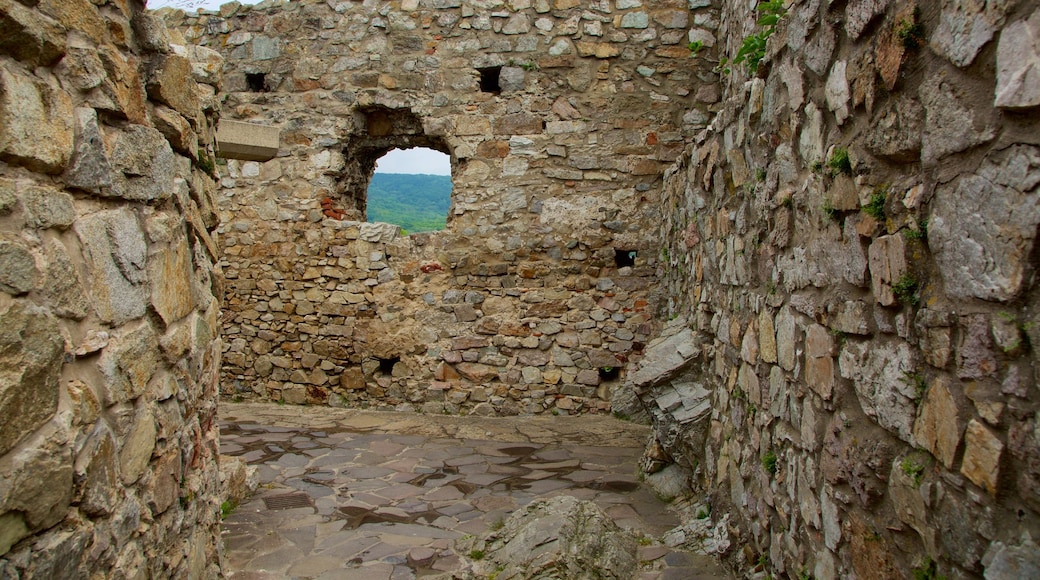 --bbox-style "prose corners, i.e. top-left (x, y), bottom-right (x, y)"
top-left (216, 120), bottom-right (279, 161)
